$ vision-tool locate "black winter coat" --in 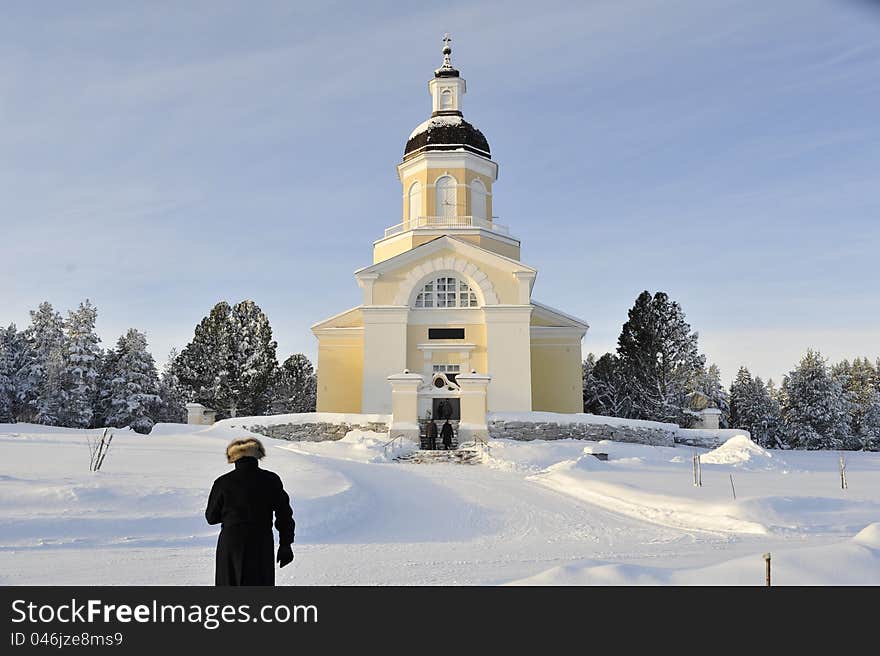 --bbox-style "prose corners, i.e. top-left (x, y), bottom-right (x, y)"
top-left (441, 422), bottom-right (454, 447)
top-left (205, 457), bottom-right (295, 586)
